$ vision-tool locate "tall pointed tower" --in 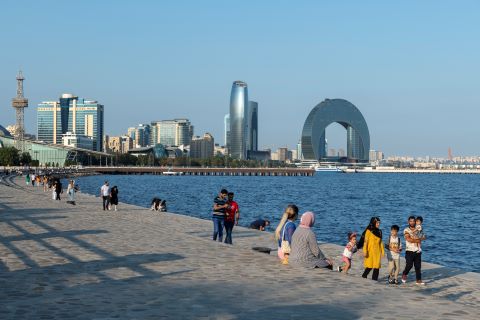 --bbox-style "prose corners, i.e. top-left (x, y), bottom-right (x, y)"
top-left (11, 70), bottom-right (28, 151)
